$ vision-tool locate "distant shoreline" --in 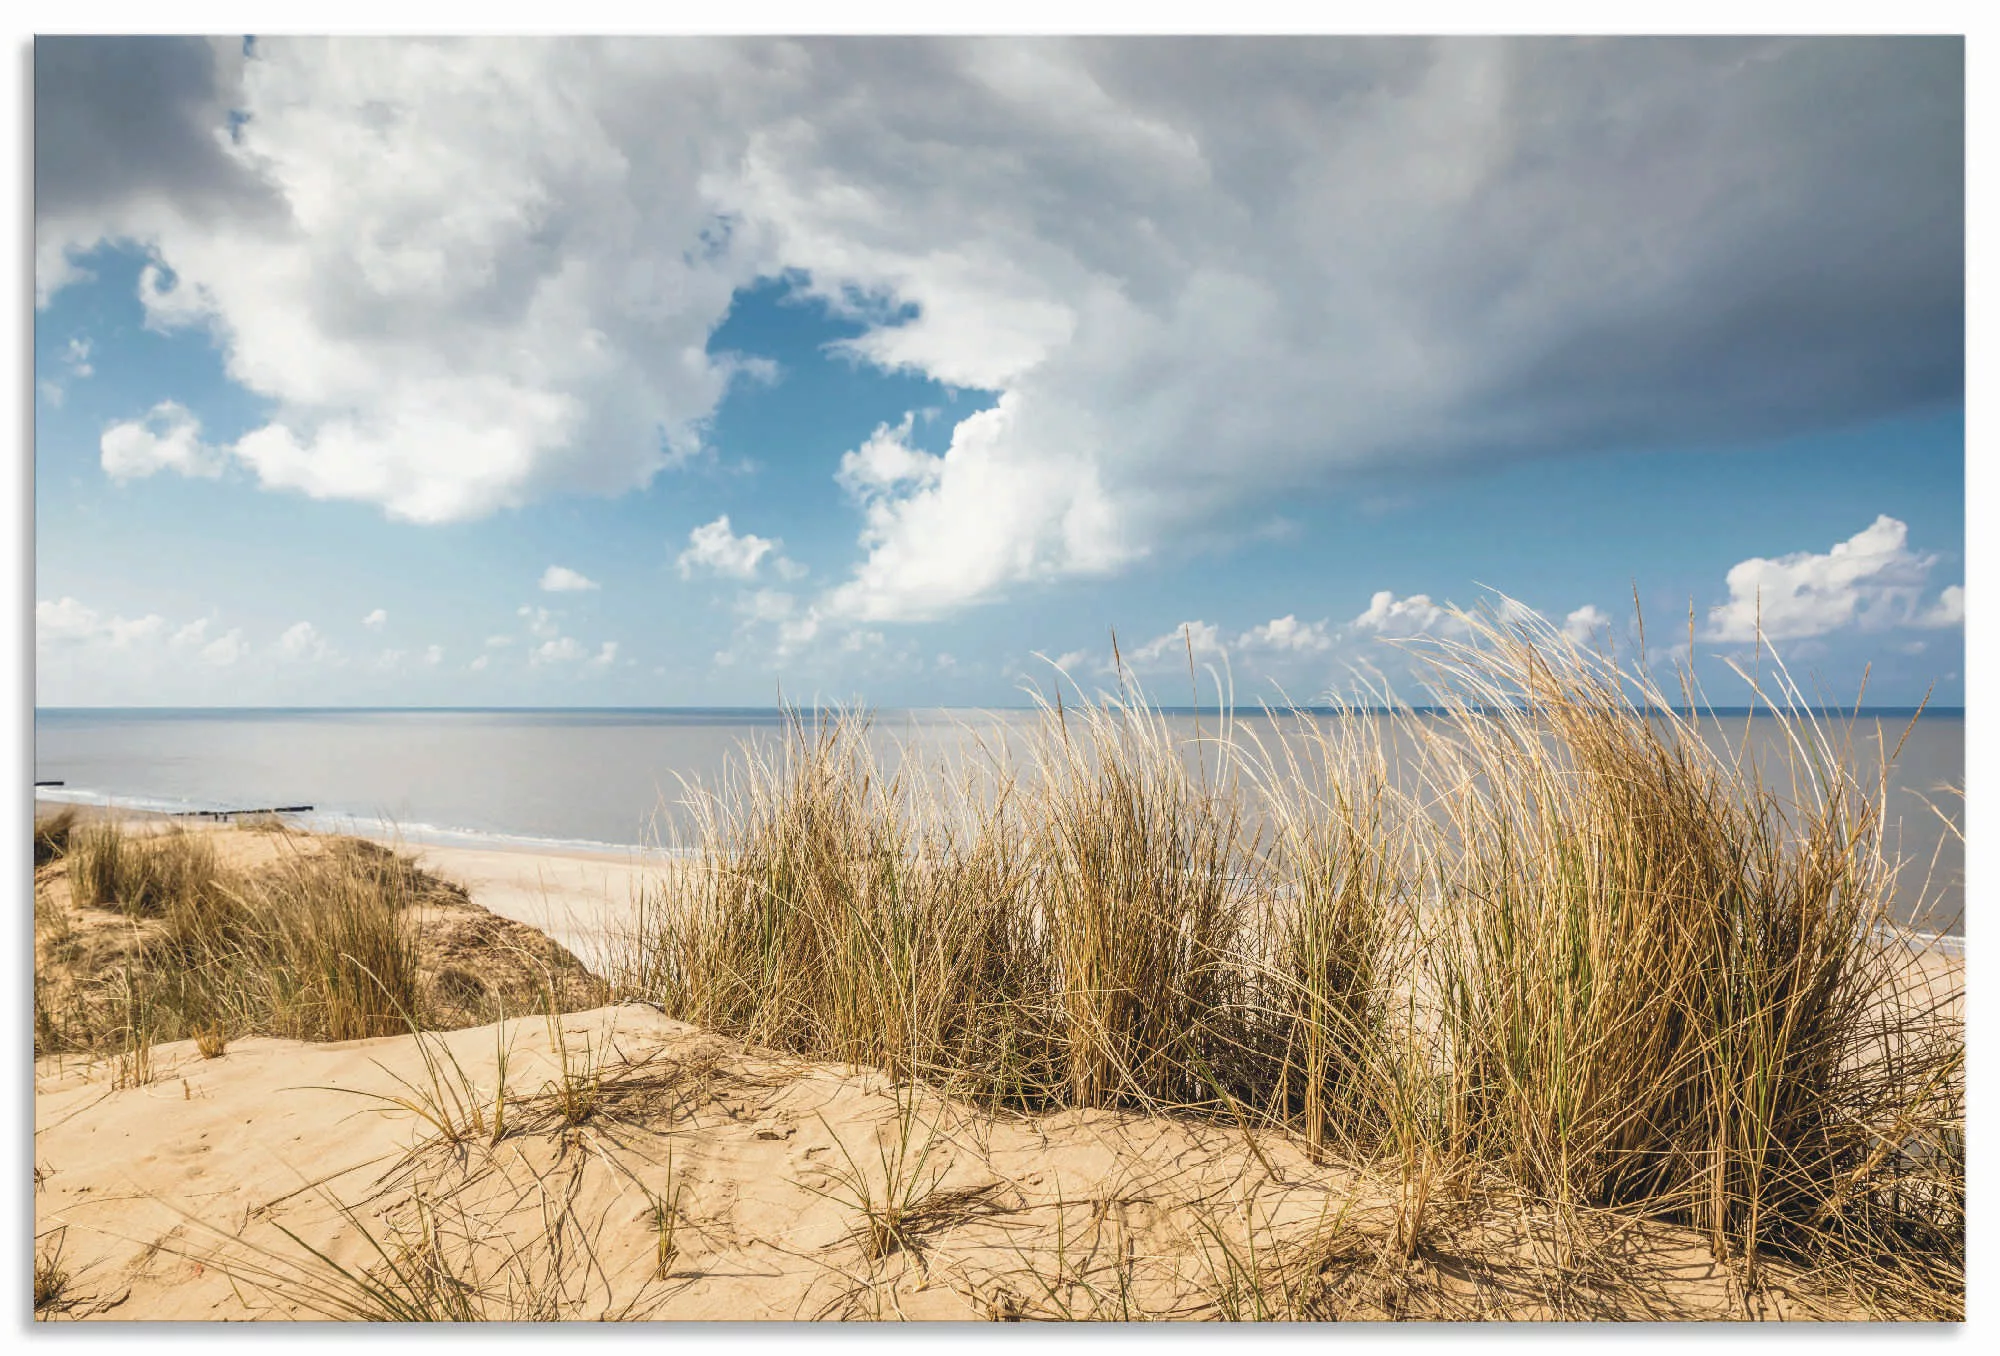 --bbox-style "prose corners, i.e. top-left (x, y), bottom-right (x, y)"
top-left (32, 792), bottom-right (661, 864)
top-left (36, 793), bottom-right (1964, 949)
